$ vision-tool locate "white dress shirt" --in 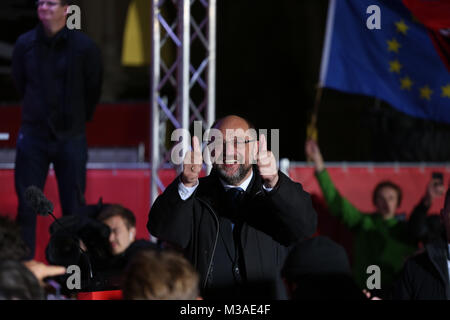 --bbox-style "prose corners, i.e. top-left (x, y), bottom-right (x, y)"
top-left (178, 169), bottom-right (273, 200)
